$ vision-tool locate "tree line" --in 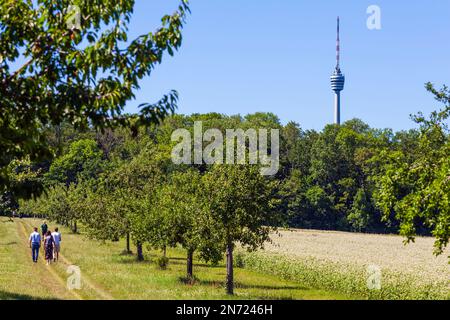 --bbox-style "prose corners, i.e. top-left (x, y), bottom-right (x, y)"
top-left (15, 124), bottom-right (279, 295)
top-left (1, 84), bottom-right (449, 293)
